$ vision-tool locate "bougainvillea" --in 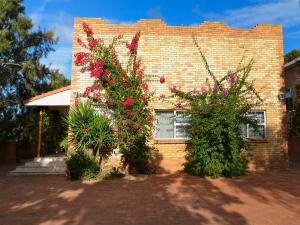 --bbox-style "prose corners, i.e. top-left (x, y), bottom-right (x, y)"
top-left (161, 38), bottom-right (262, 177)
top-left (74, 23), bottom-right (154, 173)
